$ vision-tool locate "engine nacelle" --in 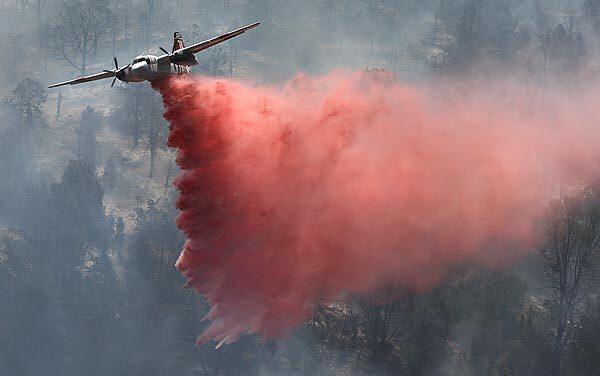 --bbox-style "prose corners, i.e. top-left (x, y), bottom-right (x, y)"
top-left (171, 51), bottom-right (199, 67)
